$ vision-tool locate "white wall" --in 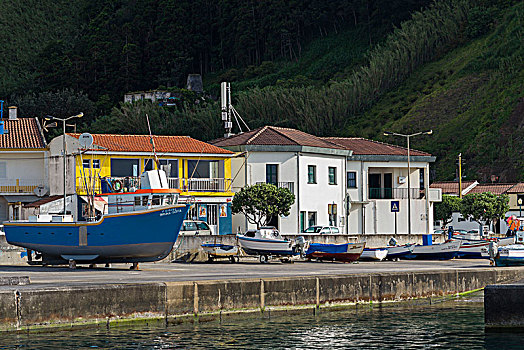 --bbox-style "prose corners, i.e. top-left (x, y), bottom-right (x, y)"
top-left (0, 152), bottom-right (46, 183)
